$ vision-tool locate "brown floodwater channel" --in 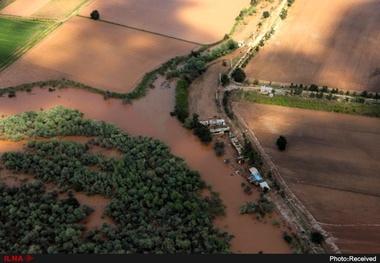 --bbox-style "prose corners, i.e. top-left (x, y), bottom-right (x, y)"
top-left (0, 84), bottom-right (292, 253)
